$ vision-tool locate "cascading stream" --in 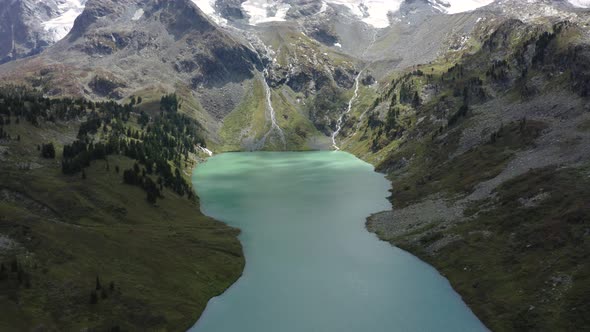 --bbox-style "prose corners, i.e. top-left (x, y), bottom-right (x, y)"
top-left (257, 69), bottom-right (287, 150)
top-left (238, 33), bottom-right (287, 151)
top-left (331, 30), bottom-right (377, 150)
top-left (331, 70), bottom-right (363, 150)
